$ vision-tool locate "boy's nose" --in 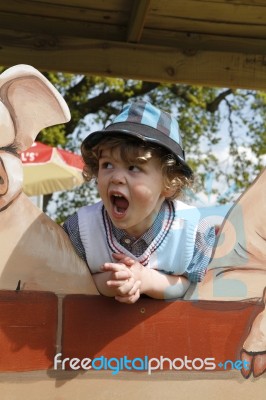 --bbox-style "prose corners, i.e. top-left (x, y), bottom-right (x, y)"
top-left (111, 169), bottom-right (126, 185)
